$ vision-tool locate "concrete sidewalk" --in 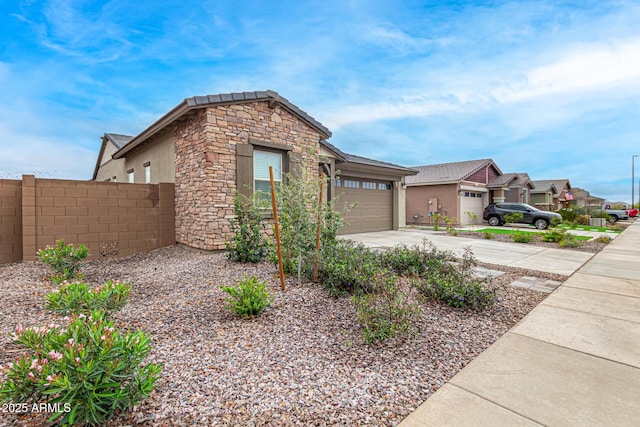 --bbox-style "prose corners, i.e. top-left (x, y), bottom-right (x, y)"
top-left (342, 229), bottom-right (594, 276)
top-left (399, 220), bottom-right (640, 426)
